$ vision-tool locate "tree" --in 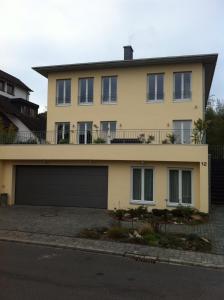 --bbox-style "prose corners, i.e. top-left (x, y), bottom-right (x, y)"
top-left (205, 99), bottom-right (224, 145)
top-left (0, 116), bottom-right (17, 144)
